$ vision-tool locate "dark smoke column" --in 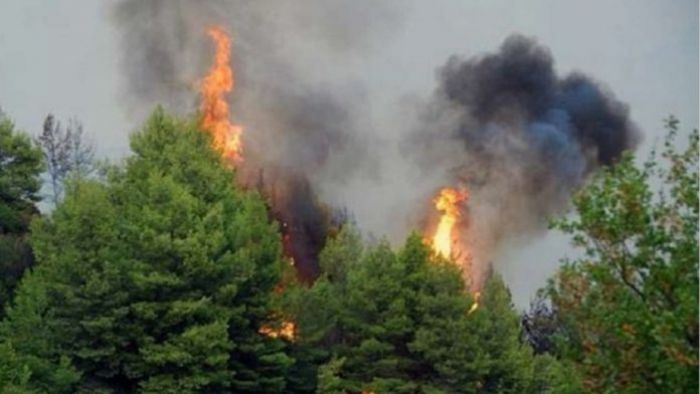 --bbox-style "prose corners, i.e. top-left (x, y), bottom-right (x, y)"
top-left (409, 34), bottom-right (640, 286)
top-left (439, 34), bottom-right (638, 170)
